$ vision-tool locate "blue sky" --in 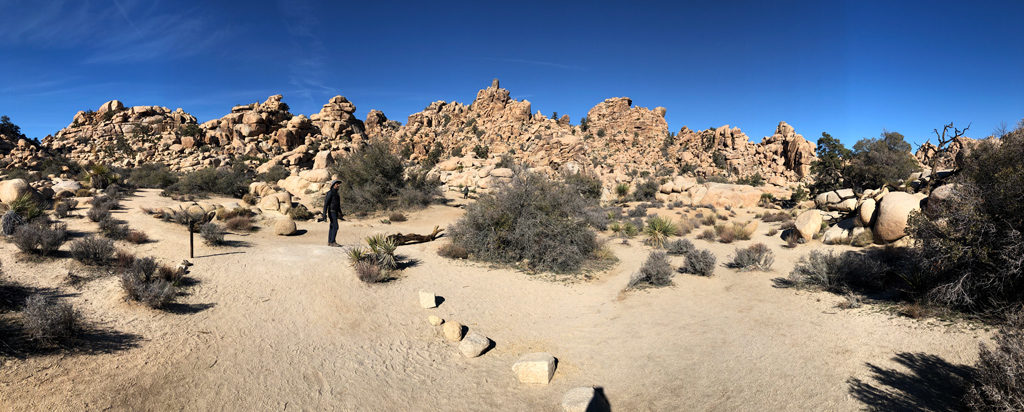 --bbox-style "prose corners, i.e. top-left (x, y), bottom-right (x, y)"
top-left (1, 0), bottom-right (1022, 147)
